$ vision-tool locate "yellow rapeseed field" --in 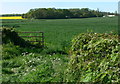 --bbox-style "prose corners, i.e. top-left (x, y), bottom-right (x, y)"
top-left (0, 16), bottom-right (23, 19)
